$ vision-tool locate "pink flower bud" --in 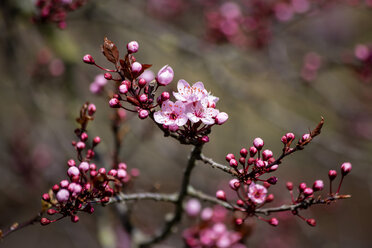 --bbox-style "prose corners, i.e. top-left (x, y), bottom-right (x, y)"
top-left (156, 65), bottom-right (174, 86)
top-left (269, 217), bottom-right (279, 226)
top-left (87, 103), bottom-right (96, 116)
top-left (266, 194), bottom-right (274, 203)
top-left (161, 91), bottom-right (170, 102)
top-left (104, 73), bottom-right (112, 80)
top-left (186, 199), bottom-right (201, 217)
top-left (312, 180), bottom-right (324, 191)
top-left (108, 169), bottom-right (118, 177)
top-left (216, 190), bottom-right (226, 201)
top-left (98, 168), bottom-right (106, 175)
top-left (306, 218), bottom-right (316, 227)
top-left (229, 159), bottom-right (238, 167)
top-left (247, 157), bottom-right (255, 165)
top-left (47, 209), bottom-right (57, 215)
top-left (201, 136), bottom-right (209, 143)
top-left (56, 189), bottom-right (70, 203)
top-left (40, 218), bottom-right (51, 225)
top-left (131, 62), bottom-right (142, 73)
top-left (138, 109), bottom-right (149, 119)
top-left (52, 184), bottom-right (60, 192)
top-left (117, 169), bottom-right (127, 179)
top-left (90, 163), bottom-right (97, 171)
top-left (127, 41), bottom-right (139, 53)
top-left (249, 146), bottom-right (257, 157)
top-left (131, 168), bottom-right (140, 177)
top-left (229, 179), bottom-right (240, 190)
top-left (109, 98), bottom-right (121, 108)
top-left (67, 166), bottom-right (80, 177)
top-left (119, 84), bottom-right (128, 94)
top-left (299, 183), bottom-right (306, 192)
top-left (90, 170), bottom-right (97, 177)
top-left (93, 136), bottom-right (101, 145)
top-left (239, 157), bottom-right (245, 165)
top-left (281, 135), bottom-right (288, 144)
top-left (328, 170), bottom-right (337, 181)
top-left (239, 148), bottom-right (248, 158)
top-left (269, 164), bottom-right (278, 172)
top-left (267, 176), bottom-right (278, 185)
top-left (303, 187), bottom-right (313, 197)
top-left (236, 199), bottom-right (245, 206)
top-left (118, 162), bottom-right (127, 170)
top-left (76, 141), bottom-right (85, 150)
top-left (81, 132), bottom-right (88, 141)
top-left (201, 208), bottom-right (213, 221)
top-left (215, 112), bottom-right (228, 125)
top-left (79, 162), bottom-right (89, 172)
top-left (355, 44), bottom-right (369, 60)
top-left (71, 215), bottom-right (79, 223)
top-left (286, 133), bottom-right (295, 141)
top-left (138, 78), bottom-right (147, 88)
top-left (139, 94), bottom-right (148, 103)
top-left (168, 124), bottom-right (179, 132)
top-left (60, 180), bottom-right (69, 188)
top-left (235, 218), bottom-right (243, 225)
top-left (225, 153), bottom-right (235, 161)
top-left (302, 133), bottom-right (311, 141)
top-left (255, 159), bottom-right (265, 168)
top-left (42, 193), bottom-right (50, 201)
top-left (83, 54), bottom-right (95, 64)
top-left (253, 137), bottom-right (264, 150)
top-left (262, 149), bottom-right (273, 161)
top-left (67, 159), bottom-right (76, 167)
top-left (341, 162), bottom-right (352, 176)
